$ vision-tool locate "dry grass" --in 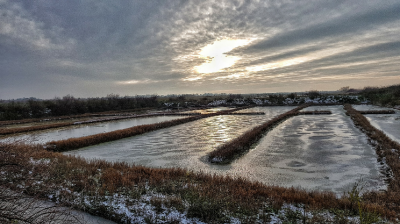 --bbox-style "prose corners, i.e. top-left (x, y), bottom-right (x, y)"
top-left (0, 113), bottom-right (103, 127)
top-left (357, 110), bottom-right (396, 114)
top-left (0, 107), bottom-right (159, 126)
top-left (297, 110), bottom-right (332, 115)
top-left (225, 112), bottom-right (265, 115)
top-left (1, 142), bottom-right (397, 222)
top-left (0, 121), bottom-right (76, 135)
